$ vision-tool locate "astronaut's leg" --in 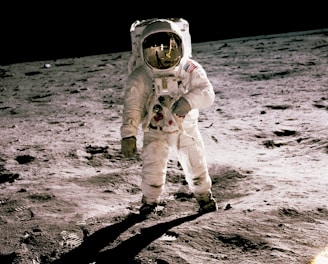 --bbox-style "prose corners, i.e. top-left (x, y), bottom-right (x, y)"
top-left (140, 130), bottom-right (170, 214)
top-left (176, 126), bottom-right (218, 213)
